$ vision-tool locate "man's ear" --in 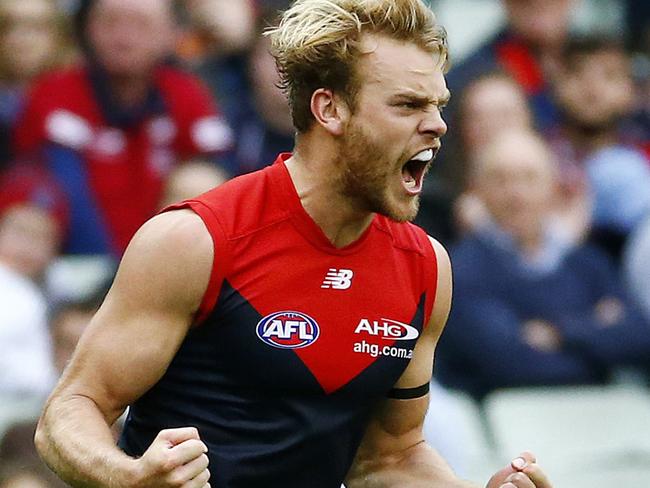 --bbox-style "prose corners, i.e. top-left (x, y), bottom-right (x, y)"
top-left (310, 88), bottom-right (350, 136)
